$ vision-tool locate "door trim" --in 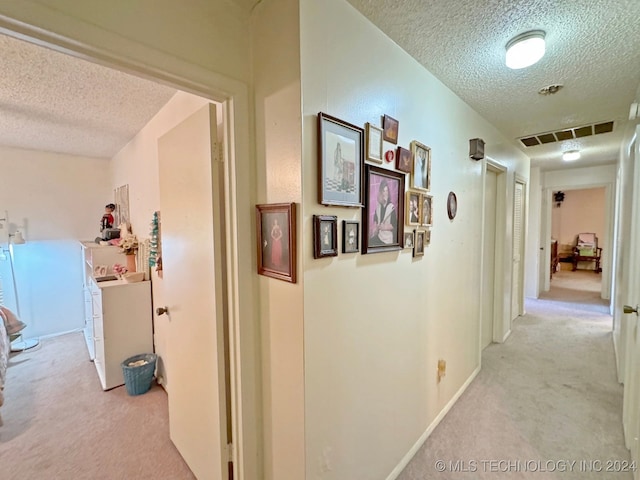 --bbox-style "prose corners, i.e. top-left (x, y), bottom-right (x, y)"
top-left (0, 16), bottom-right (258, 480)
top-left (480, 158), bottom-right (508, 358)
